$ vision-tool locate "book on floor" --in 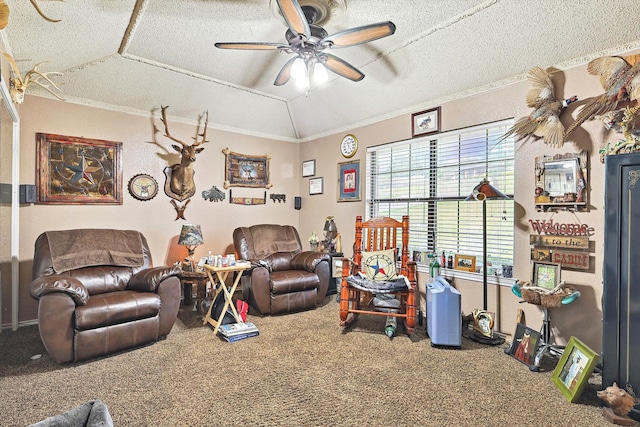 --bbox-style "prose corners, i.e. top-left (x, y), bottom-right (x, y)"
top-left (222, 330), bottom-right (259, 342)
top-left (218, 322), bottom-right (259, 337)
